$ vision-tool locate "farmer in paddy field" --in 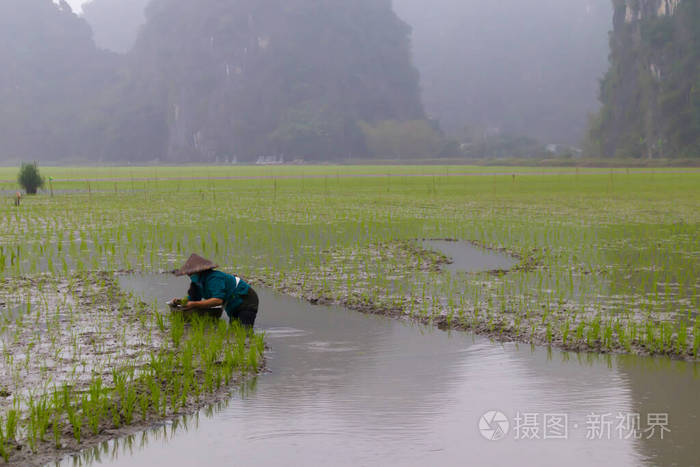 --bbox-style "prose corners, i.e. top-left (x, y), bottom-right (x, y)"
top-left (173, 254), bottom-right (259, 327)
